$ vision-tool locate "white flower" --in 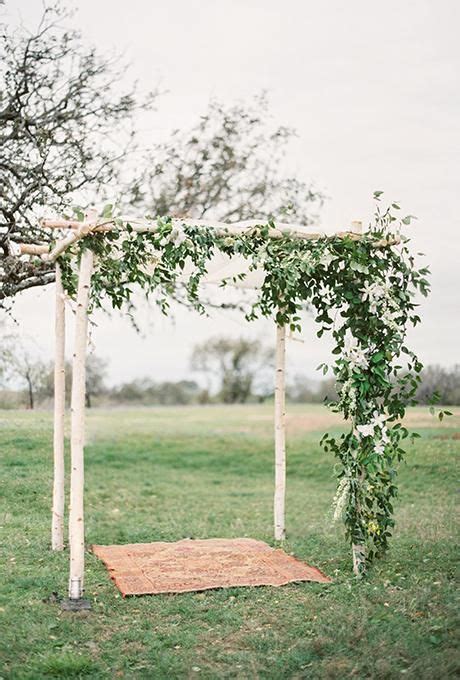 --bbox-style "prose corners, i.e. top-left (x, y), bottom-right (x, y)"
top-left (169, 226), bottom-right (188, 245)
top-left (360, 279), bottom-right (405, 332)
top-left (381, 308), bottom-right (403, 332)
top-left (338, 379), bottom-right (358, 414)
top-left (361, 280), bottom-right (394, 315)
top-left (332, 477), bottom-right (350, 522)
top-left (300, 252), bottom-right (314, 272)
top-left (361, 281), bottom-right (389, 302)
top-left (345, 336), bottom-right (358, 351)
top-left (374, 441), bottom-right (386, 455)
top-left (344, 337), bottom-right (369, 369)
top-left (356, 423), bottom-right (375, 438)
top-left (320, 252), bottom-right (334, 269)
top-left (370, 410), bottom-right (388, 430)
